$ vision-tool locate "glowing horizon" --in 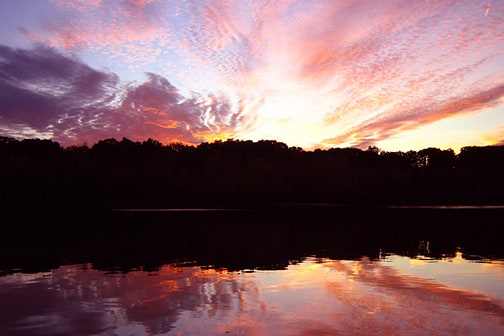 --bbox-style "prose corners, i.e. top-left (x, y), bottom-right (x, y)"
top-left (0, 0), bottom-right (503, 152)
